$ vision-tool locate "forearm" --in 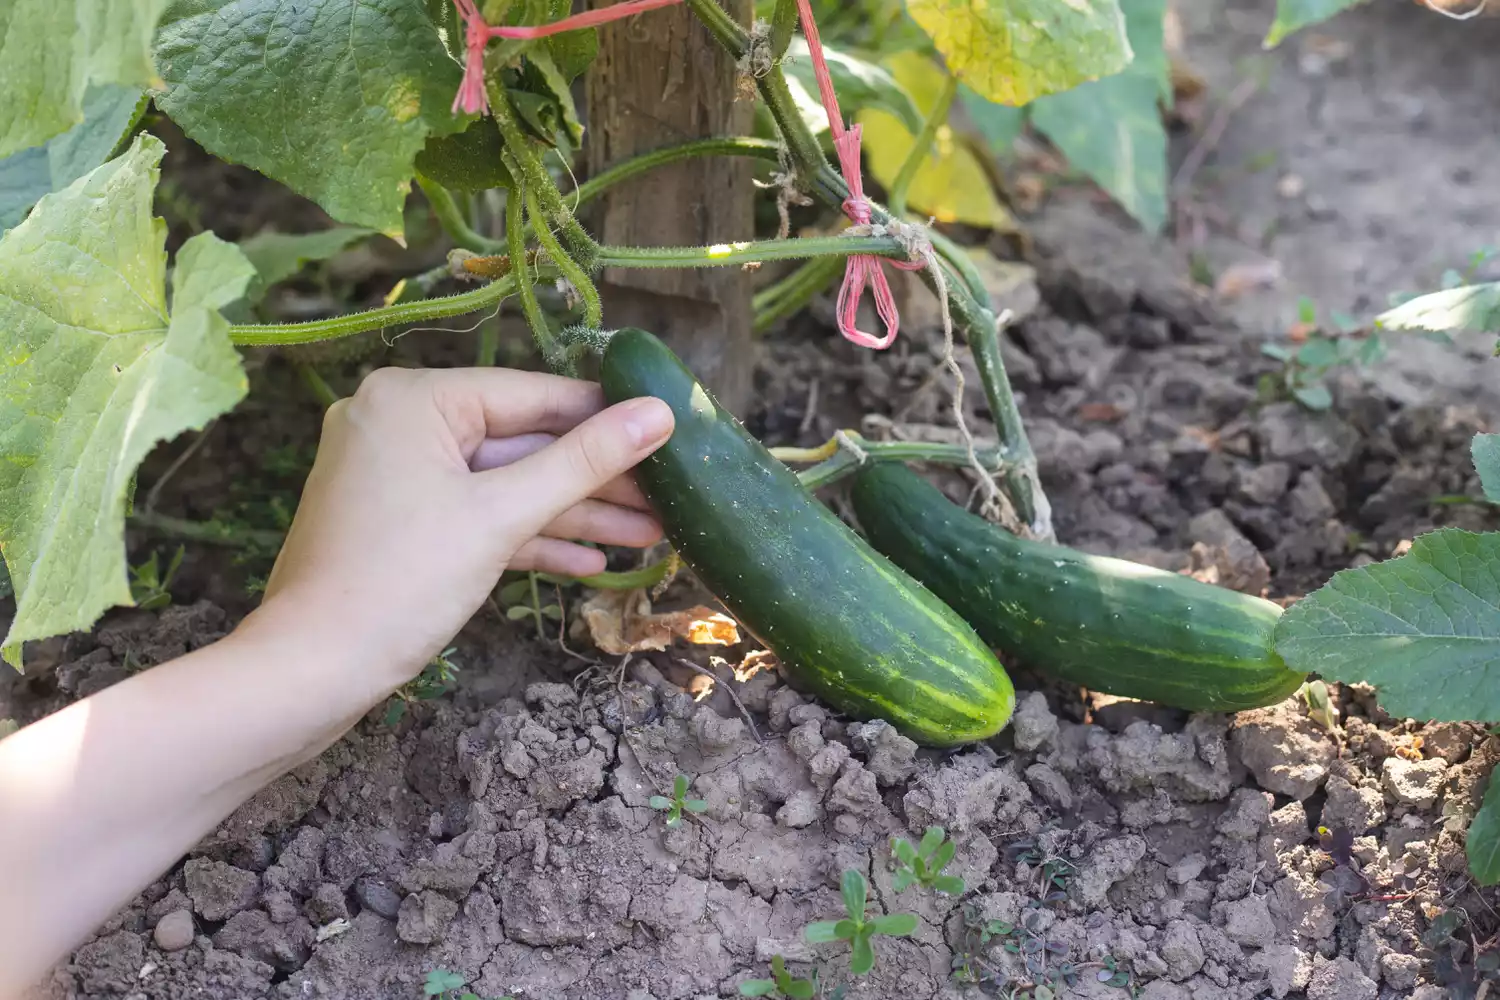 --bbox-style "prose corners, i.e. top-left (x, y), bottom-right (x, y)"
top-left (0, 604), bottom-right (406, 997)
